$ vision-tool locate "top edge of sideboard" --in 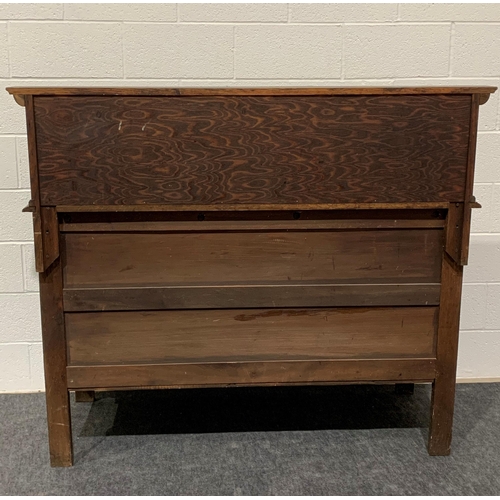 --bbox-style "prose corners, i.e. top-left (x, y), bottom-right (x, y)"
top-left (6, 86), bottom-right (497, 107)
